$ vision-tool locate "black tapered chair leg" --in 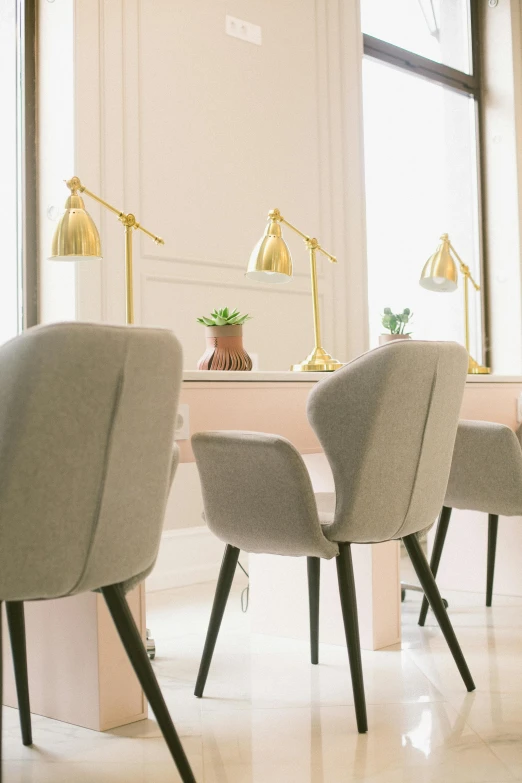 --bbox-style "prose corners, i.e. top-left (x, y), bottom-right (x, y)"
top-left (307, 557), bottom-right (320, 665)
top-left (5, 603), bottom-right (32, 746)
top-left (403, 533), bottom-right (475, 692)
top-left (418, 506), bottom-right (452, 626)
top-left (486, 514), bottom-right (499, 607)
top-left (336, 544), bottom-right (368, 733)
top-left (194, 545), bottom-right (240, 698)
top-left (102, 585), bottom-right (196, 783)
